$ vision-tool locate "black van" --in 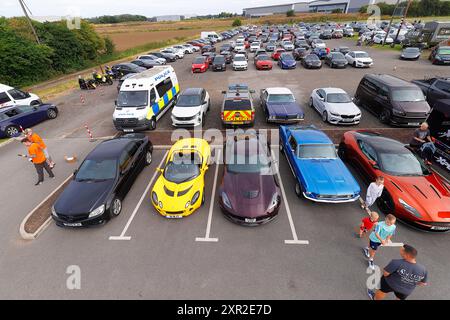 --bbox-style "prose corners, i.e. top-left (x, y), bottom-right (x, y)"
top-left (354, 74), bottom-right (431, 126)
top-left (427, 99), bottom-right (450, 176)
